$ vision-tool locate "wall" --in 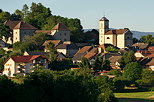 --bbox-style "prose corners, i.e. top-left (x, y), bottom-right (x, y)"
top-left (117, 34), bottom-right (125, 48)
top-left (51, 30), bottom-right (70, 42)
top-left (3, 58), bottom-right (15, 77)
